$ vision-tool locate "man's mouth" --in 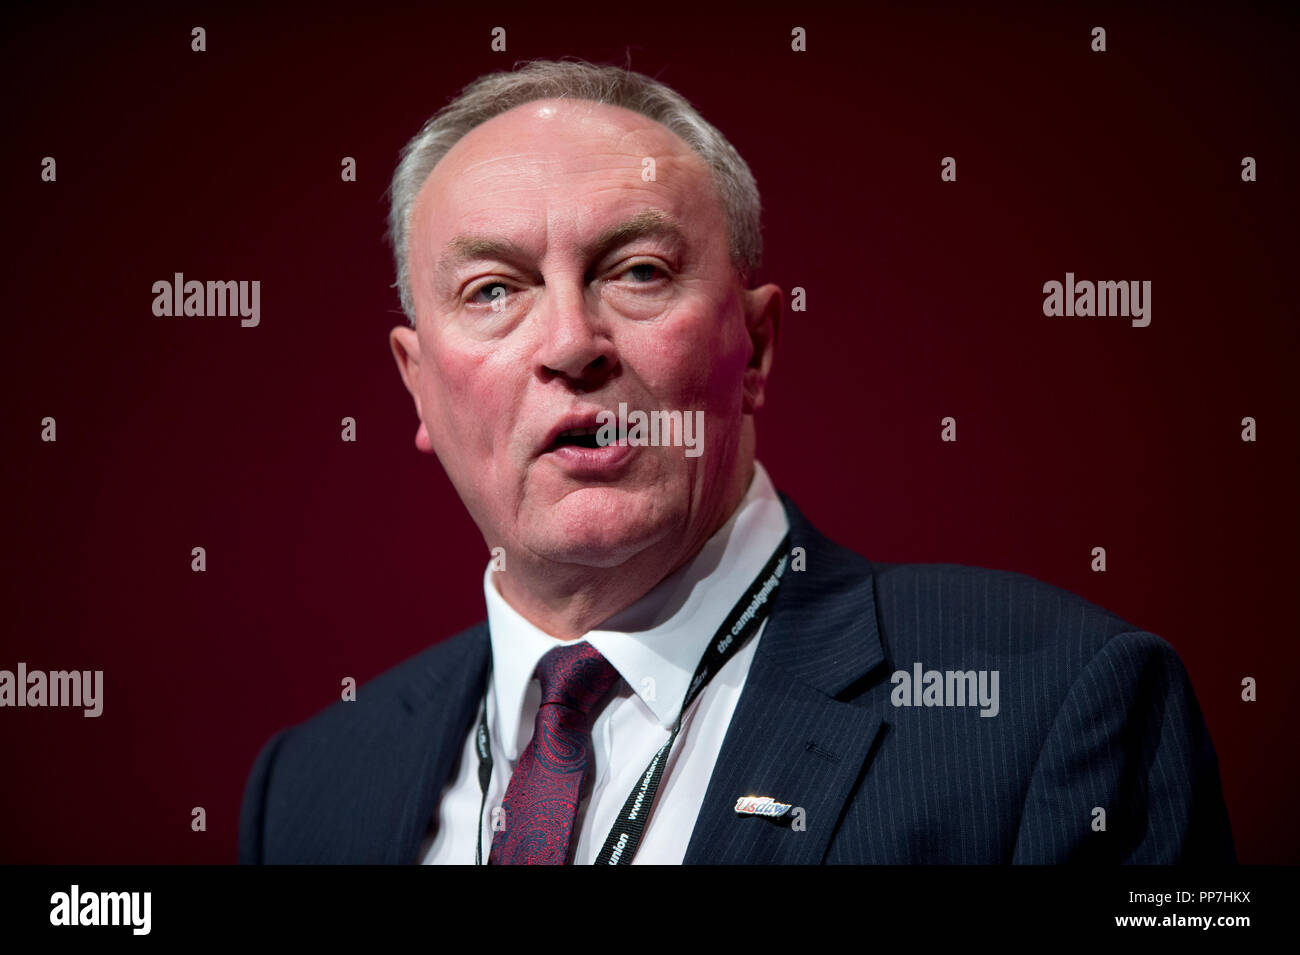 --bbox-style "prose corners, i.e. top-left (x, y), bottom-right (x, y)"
top-left (547, 425), bottom-right (626, 452)
top-left (551, 426), bottom-right (602, 451)
top-left (537, 412), bottom-right (639, 474)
